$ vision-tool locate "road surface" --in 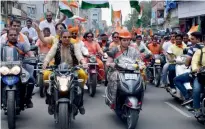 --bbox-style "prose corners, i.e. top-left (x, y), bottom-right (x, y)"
top-left (1, 85), bottom-right (204, 129)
